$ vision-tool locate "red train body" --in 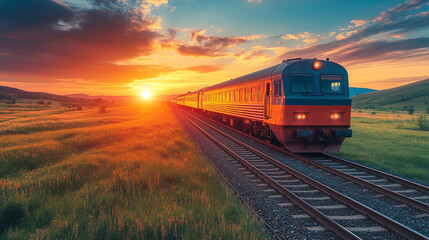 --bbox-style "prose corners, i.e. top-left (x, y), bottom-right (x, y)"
top-left (173, 58), bottom-right (352, 152)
